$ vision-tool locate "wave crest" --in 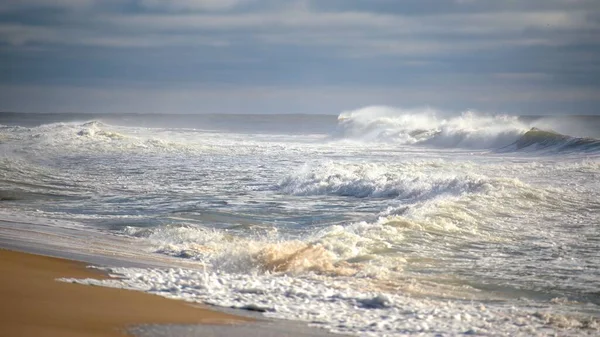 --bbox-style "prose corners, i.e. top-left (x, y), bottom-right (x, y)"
top-left (503, 127), bottom-right (600, 153)
top-left (1, 120), bottom-right (204, 156)
top-left (77, 120), bottom-right (127, 139)
top-left (277, 161), bottom-right (489, 199)
top-left (335, 106), bottom-right (528, 149)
